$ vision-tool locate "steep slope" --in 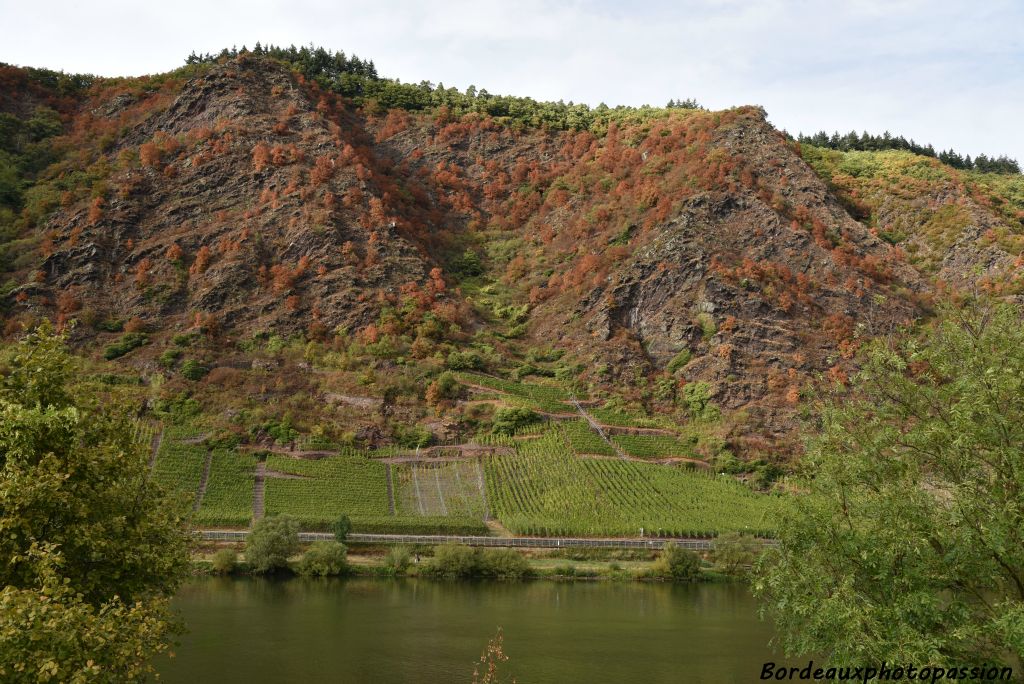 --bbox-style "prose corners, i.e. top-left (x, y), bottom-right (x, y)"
top-left (1, 53), bottom-right (1020, 464)
top-left (801, 147), bottom-right (1024, 295)
top-left (30, 57), bottom-right (457, 340)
